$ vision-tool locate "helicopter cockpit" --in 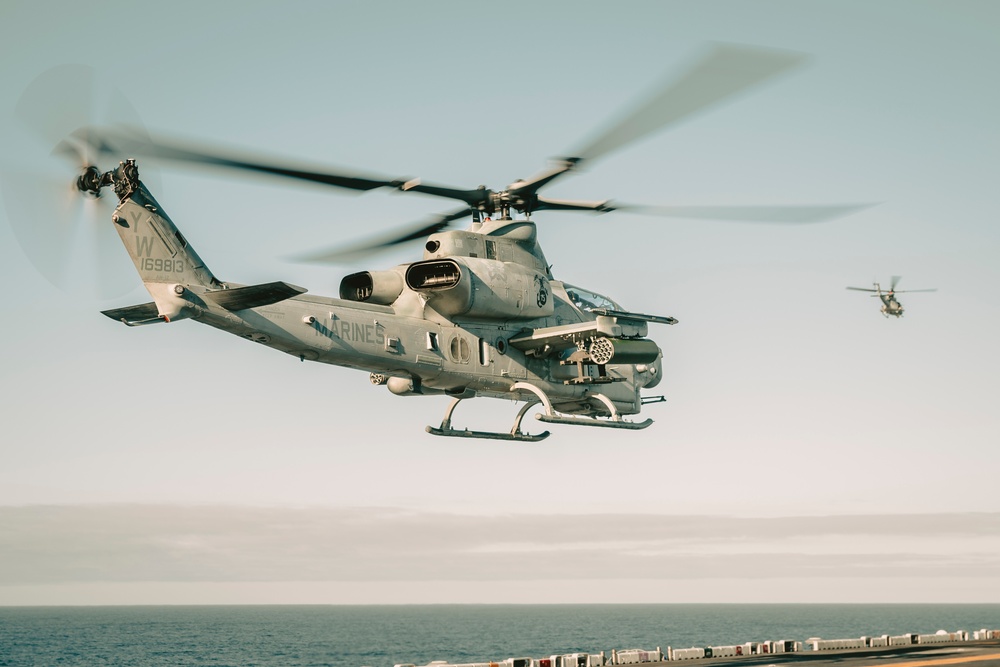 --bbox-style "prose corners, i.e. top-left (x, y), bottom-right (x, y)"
top-left (564, 284), bottom-right (620, 313)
